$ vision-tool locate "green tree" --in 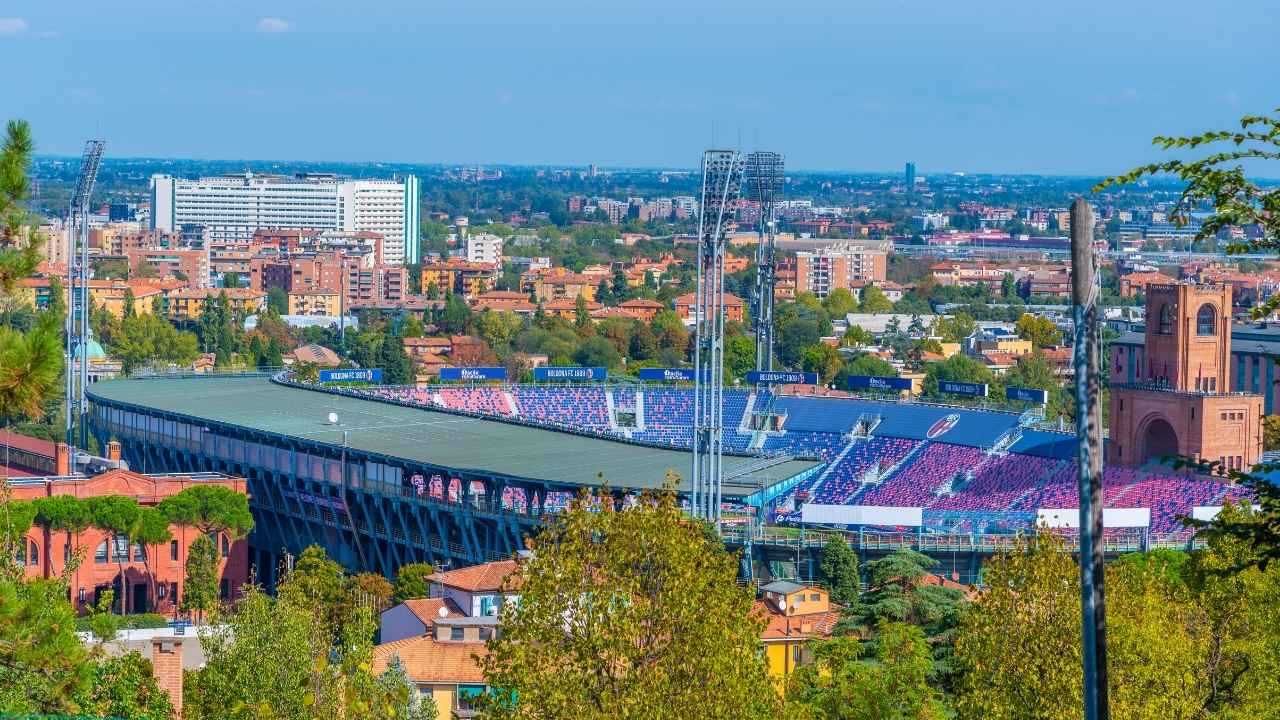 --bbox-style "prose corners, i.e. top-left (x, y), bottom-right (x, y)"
top-left (932, 312), bottom-right (977, 344)
top-left (819, 536), bottom-right (860, 607)
top-left (401, 313), bottom-right (425, 339)
top-left (441, 293), bottom-right (471, 334)
top-left (787, 623), bottom-right (946, 720)
top-left (1015, 313), bottom-right (1063, 348)
top-left (860, 285), bottom-right (893, 314)
top-left (723, 334), bottom-right (755, 381)
top-left (802, 343), bottom-right (844, 385)
top-left (842, 325), bottom-right (874, 348)
top-left (266, 286), bottom-right (289, 315)
top-left (574, 335), bottom-right (621, 369)
top-left (181, 533), bottom-right (219, 621)
top-left (574, 293), bottom-right (591, 328)
top-left (158, 484), bottom-right (254, 538)
top-left (1000, 272), bottom-right (1016, 299)
top-left (778, 319), bottom-right (821, 368)
top-left (478, 490), bottom-right (781, 719)
top-left (923, 353), bottom-right (996, 399)
top-left (628, 323), bottom-right (658, 361)
top-left (392, 562), bottom-right (435, 603)
top-left (85, 495), bottom-right (141, 613)
top-left (843, 353), bottom-right (897, 380)
top-left (823, 287), bottom-right (859, 317)
top-left (379, 332), bottom-right (414, 384)
top-left (75, 651), bottom-right (174, 720)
